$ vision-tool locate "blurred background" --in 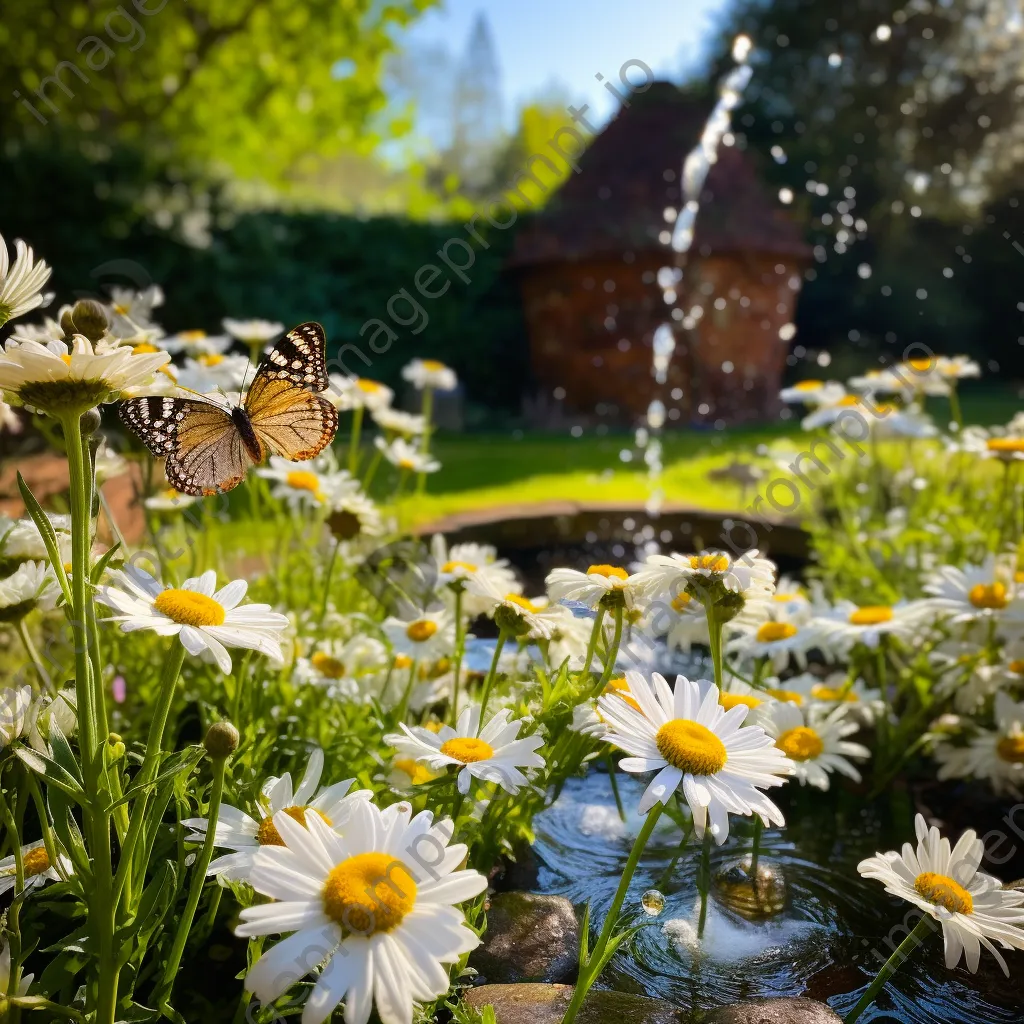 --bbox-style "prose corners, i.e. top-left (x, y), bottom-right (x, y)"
top-left (2, 0), bottom-right (1023, 434)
